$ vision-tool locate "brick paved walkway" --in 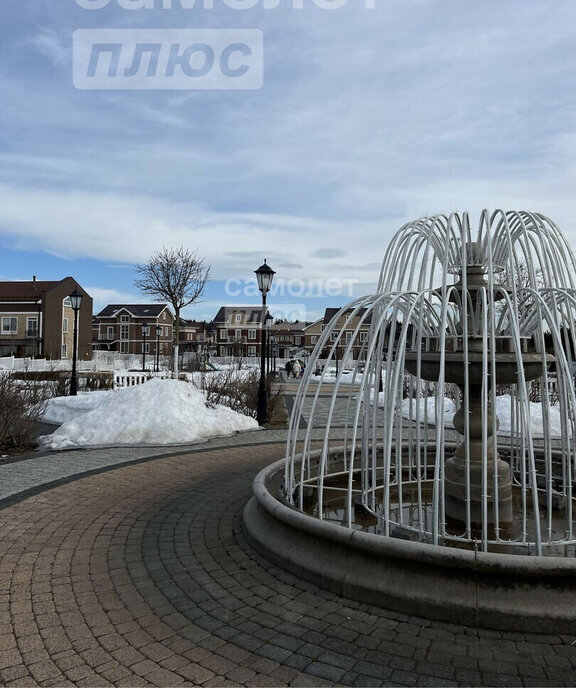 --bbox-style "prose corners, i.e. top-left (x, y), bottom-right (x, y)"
top-left (1, 442), bottom-right (576, 687)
